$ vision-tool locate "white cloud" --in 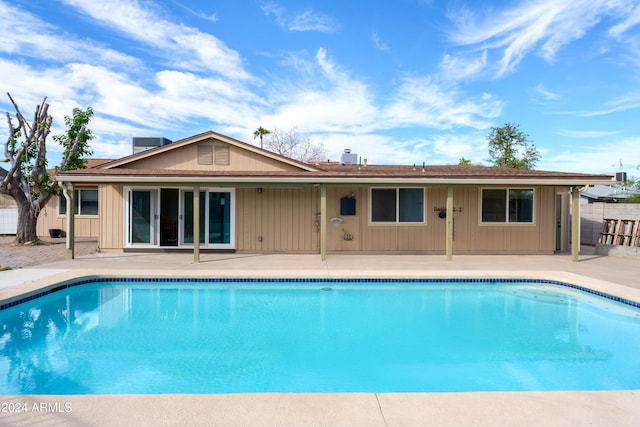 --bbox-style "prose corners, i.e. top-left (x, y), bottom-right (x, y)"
top-left (0, 2), bottom-right (140, 69)
top-left (439, 51), bottom-right (487, 80)
top-left (609, 4), bottom-right (640, 37)
top-left (1, 1), bottom-right (505, 168)
top-left (541, 136), bottom-right (640, 173)
top-left (556, 129), bottom-right (619, 138)
top-left (254, 49), bottom-right (502, 137)
top-left (62, 0), bottom-right (249, 80)
top-left (48, 134), bottom-right (133, 160)
top-left (172, 1), bottom-right (218, 23)
top-left (534, 83), bottom-right (561, 101)
top-left (290, 10), bottom-right (336, 32)
top-left (264, 52), bottom-right (379, 133)
top-left (383, 76), bottom-right (502, 130)
top-left (261, 2), bottom-right (336, 32)
top-left (556, 92), bottom-right (640, 117)
top-left (316, 131), bottom-right (489, 166)
top-left (372, 32), bottom-right (389, 52)
top-left (447, 0), bottom-right (631, 77)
